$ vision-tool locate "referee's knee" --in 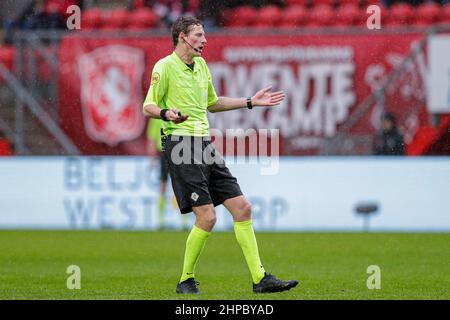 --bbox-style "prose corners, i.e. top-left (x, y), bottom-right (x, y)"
top-left (238, 202), bottom-right (252, 221)
top-left (204, 214), bottom-right (217, 229)
top-left (195, 208), bottom-right (216, 231)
